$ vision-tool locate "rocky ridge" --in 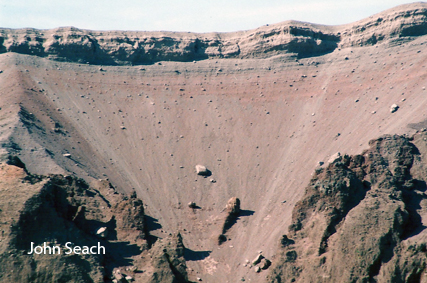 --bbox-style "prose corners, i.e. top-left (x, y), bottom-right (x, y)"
top-left (0, 3), bottom-right (427, 65)
top-left (0, 160), bottom-right (191, 283)
top-left (269, 133), bottom-right (427, 283)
